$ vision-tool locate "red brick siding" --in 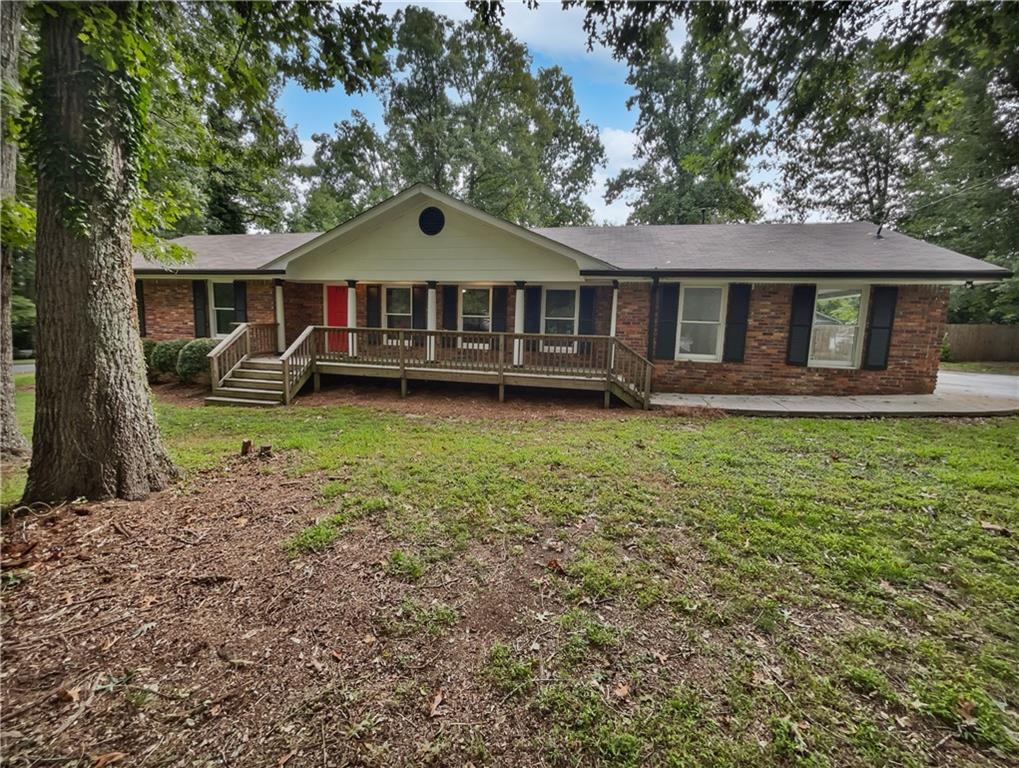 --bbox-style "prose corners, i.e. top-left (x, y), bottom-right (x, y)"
top-left (614, 282), bottom-right (652, 353)
top-left (246, 280), bottom-right (277, 325)
top-left (636, 283), bottom-right (947, 395)
top-left (140, 279), bottom-right (195, 340)
top-left (283, 282), bottom-right (323, 344)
